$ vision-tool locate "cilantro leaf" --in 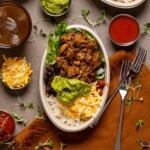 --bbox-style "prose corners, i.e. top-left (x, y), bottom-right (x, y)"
top-left (82, 9), bottom-right (90, 18)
